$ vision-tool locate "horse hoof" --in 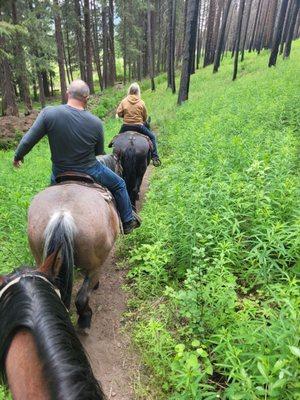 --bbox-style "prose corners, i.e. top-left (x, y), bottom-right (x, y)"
top-left (76, 326), bottom-right (90, 336)
top-left (93, 281), bottom-right (100, 291)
